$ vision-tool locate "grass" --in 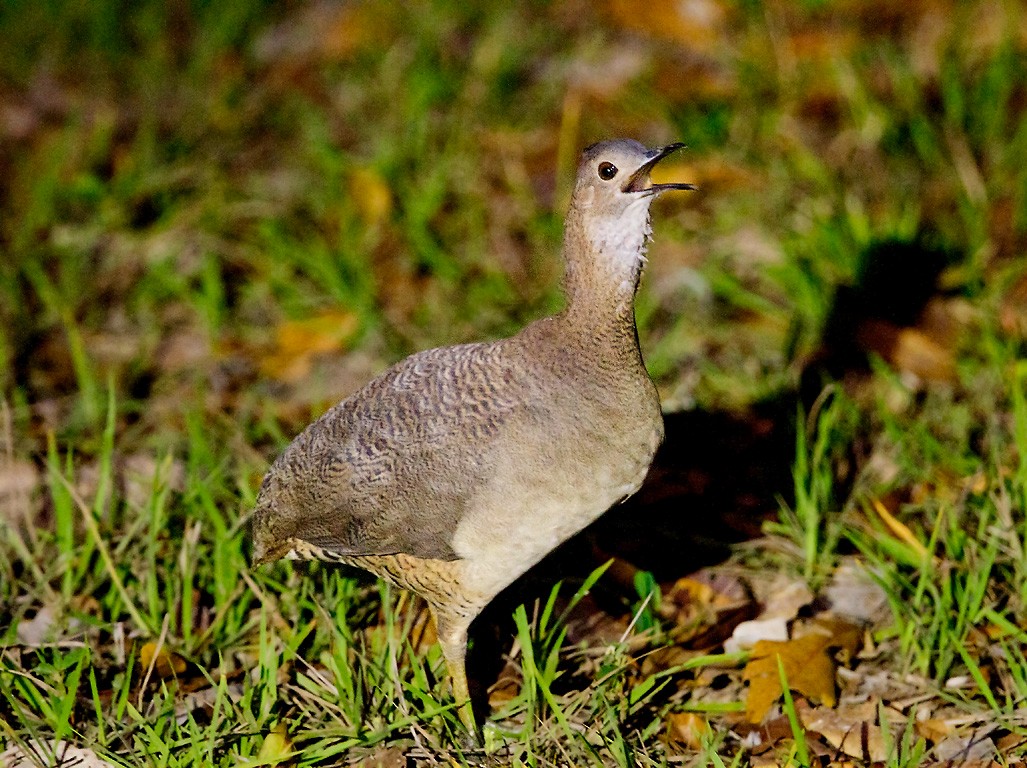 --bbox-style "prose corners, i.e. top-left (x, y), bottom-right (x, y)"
top-left (2, 0), bottom-right (1027, 764)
